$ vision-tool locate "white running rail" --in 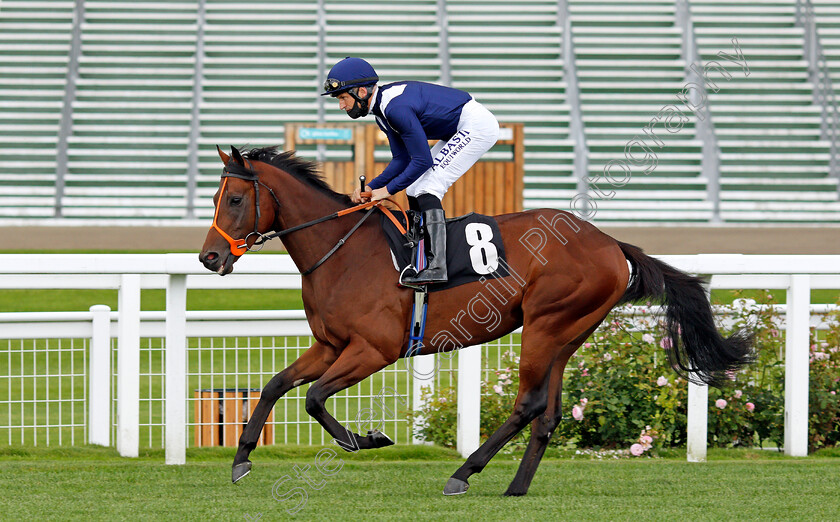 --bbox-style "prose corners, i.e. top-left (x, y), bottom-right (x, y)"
top-left (0, 253), bottom-right (838, 463)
